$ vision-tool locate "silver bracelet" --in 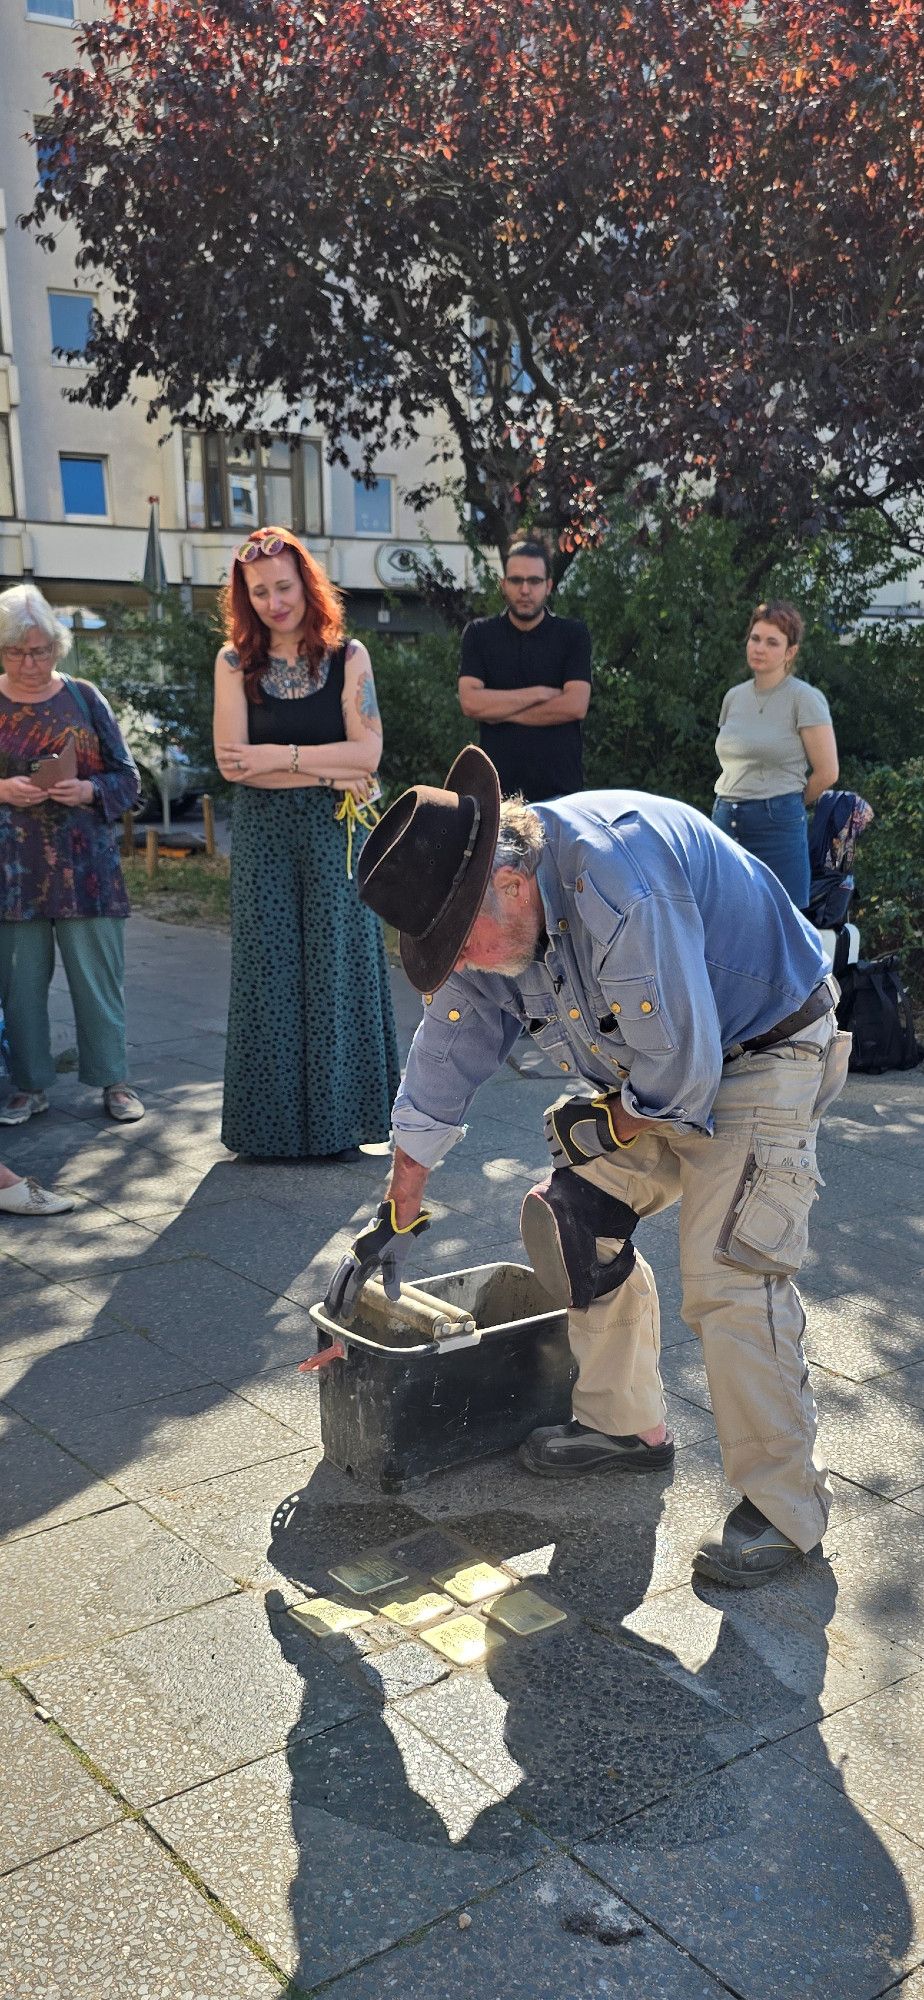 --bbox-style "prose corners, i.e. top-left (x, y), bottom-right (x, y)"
top-left (289, 744), bottom-right (300, 773)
